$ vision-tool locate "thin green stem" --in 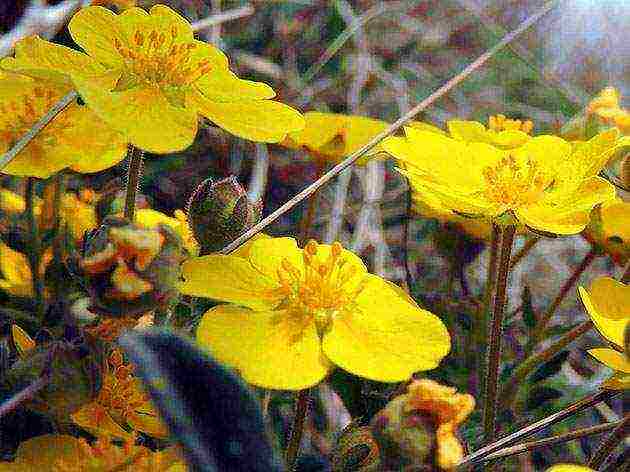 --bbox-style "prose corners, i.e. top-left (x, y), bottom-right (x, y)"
top-left (285, 389), bottom-right (310, 471)
top-left (124, 145), bottom-right (144, 221)
top-left (25, 178), bottom-right (45, 319)
top-left (482, 224), bottom-right (516, 443)
top-left (500, 320), bottom-right (593, 410)
top-left (527, 248), bottom-right (597, 350)
top-left (588, 413), bottom-right (630, 469)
